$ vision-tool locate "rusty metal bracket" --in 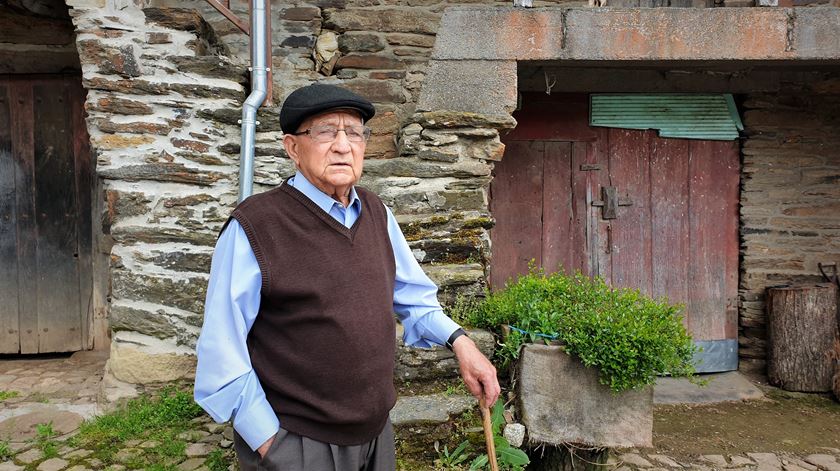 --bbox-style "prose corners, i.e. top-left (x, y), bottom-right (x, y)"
top-left (591, 186), bottom-right (632, 219)
top-left (205, 0), bottom-right (250, 35)
top-left (203, 0), bottom-right (273, 105)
